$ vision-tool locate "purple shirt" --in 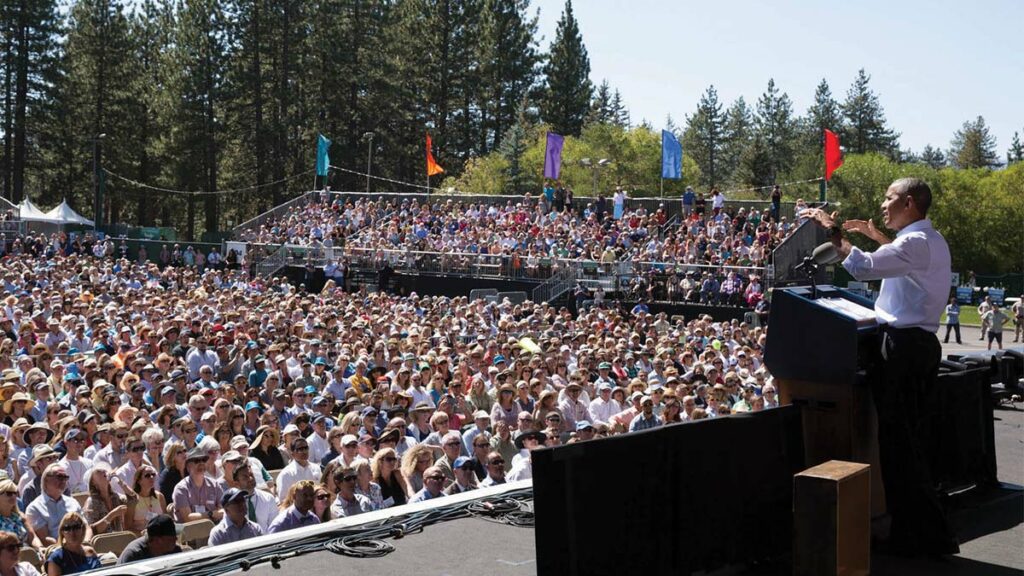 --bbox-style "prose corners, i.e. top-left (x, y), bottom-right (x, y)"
top-left (267, 505), bottom-right (320, 534)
